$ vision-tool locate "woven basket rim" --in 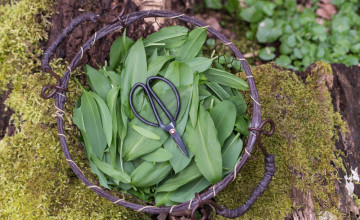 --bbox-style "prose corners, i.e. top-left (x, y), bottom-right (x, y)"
top-left (54, 10), bottom-right (262, 214)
